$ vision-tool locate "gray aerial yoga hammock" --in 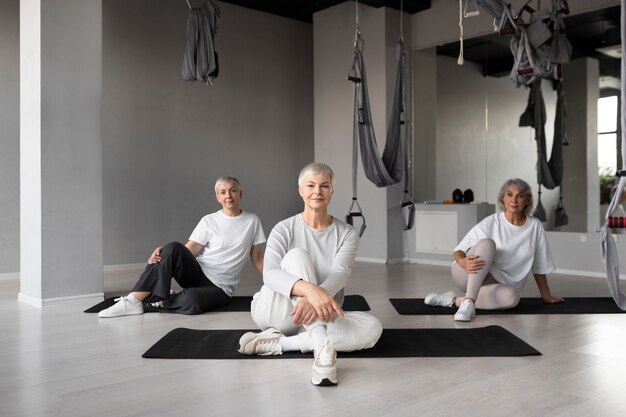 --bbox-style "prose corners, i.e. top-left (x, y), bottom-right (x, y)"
top-left (474, 0), bottom-right (571, 87)
top-left (600, 0), bottom-right (626, 311)
top-left (519, 80), bottom-right (559, 190)
top-left (182, 0), bottom-right (220, 84)
top-left (518, 78), bottom-right (569, 224)
top-left (348, 32), bottom-right (404, 188)
top-left (346, 17), bottom-right (414, 235)
top-left (493, 1), bottom-right (569, 225)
